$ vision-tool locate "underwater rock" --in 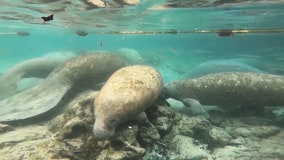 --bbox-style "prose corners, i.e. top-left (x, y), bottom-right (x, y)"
top-left (183, 59), bottom-right (265, 78)
top-left (93, 65), bottom-right (163, 139)
top-left (0, 53), bottom-right (128, 122)
top-left (55, 117), bottom-right (89, 140)
top-left (169, 135), bottom-right (210, 159)
top-left (48, 90), bottom-right (148, 160)
top-left (172, 115), bottom-right (211, 137)
top-left (48, 90), bottom-right (97, 134)
top-left (232, 126), bottom-right (281, 138)
top-left (0, 123), bottom-right (14, 134)
top-left (165, 72), bottom-right (284, 107)
top-left (213, 129), bottom-right (284, 159)
top-left (155, 117), bottom-right (171, 133)
top-left (150, 105), bottom-right (176, 135)
top-left (138, 122), bottom-right (160, 144)
top-left (0, 125), bottom-right (51, 159)
top-left (207, 127), bottom-right (232, 148)
top-left (1, 90), bottom-right (284, 159)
